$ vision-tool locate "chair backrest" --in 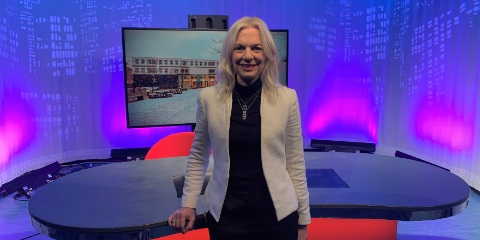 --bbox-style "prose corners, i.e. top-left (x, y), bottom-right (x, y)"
top-left (145, 132), bottom-right (196, 160)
